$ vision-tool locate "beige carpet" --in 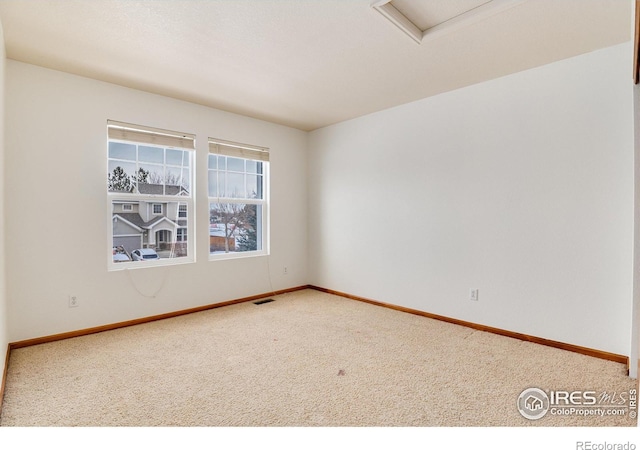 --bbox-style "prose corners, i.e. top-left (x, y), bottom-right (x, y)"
top-left (0, 289), bottom-right (637, 427)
